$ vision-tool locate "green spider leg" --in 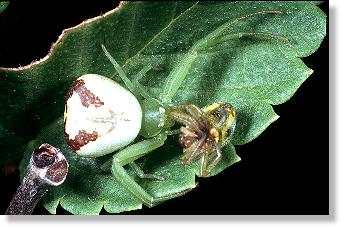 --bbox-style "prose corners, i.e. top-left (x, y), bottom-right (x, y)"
top-left (111, 134), bottom-right (193, 207)
top-left (101, 44), bottom-right (154, 101)
top-left (111, 134), bottom-right (166, 207)
top-left (100, 9), bottom-right (287, 207)
top-left (132, 65), bottom-right (155, 100)
top-left (159, 10), bottom-right (287, 104)
top-left (129, 161), bottom-right (164, 181)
